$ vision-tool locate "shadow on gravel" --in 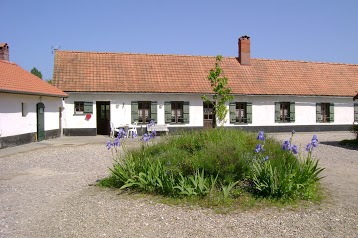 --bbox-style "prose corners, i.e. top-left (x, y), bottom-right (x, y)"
top-left (320, 141), bottom-right (358, 151)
